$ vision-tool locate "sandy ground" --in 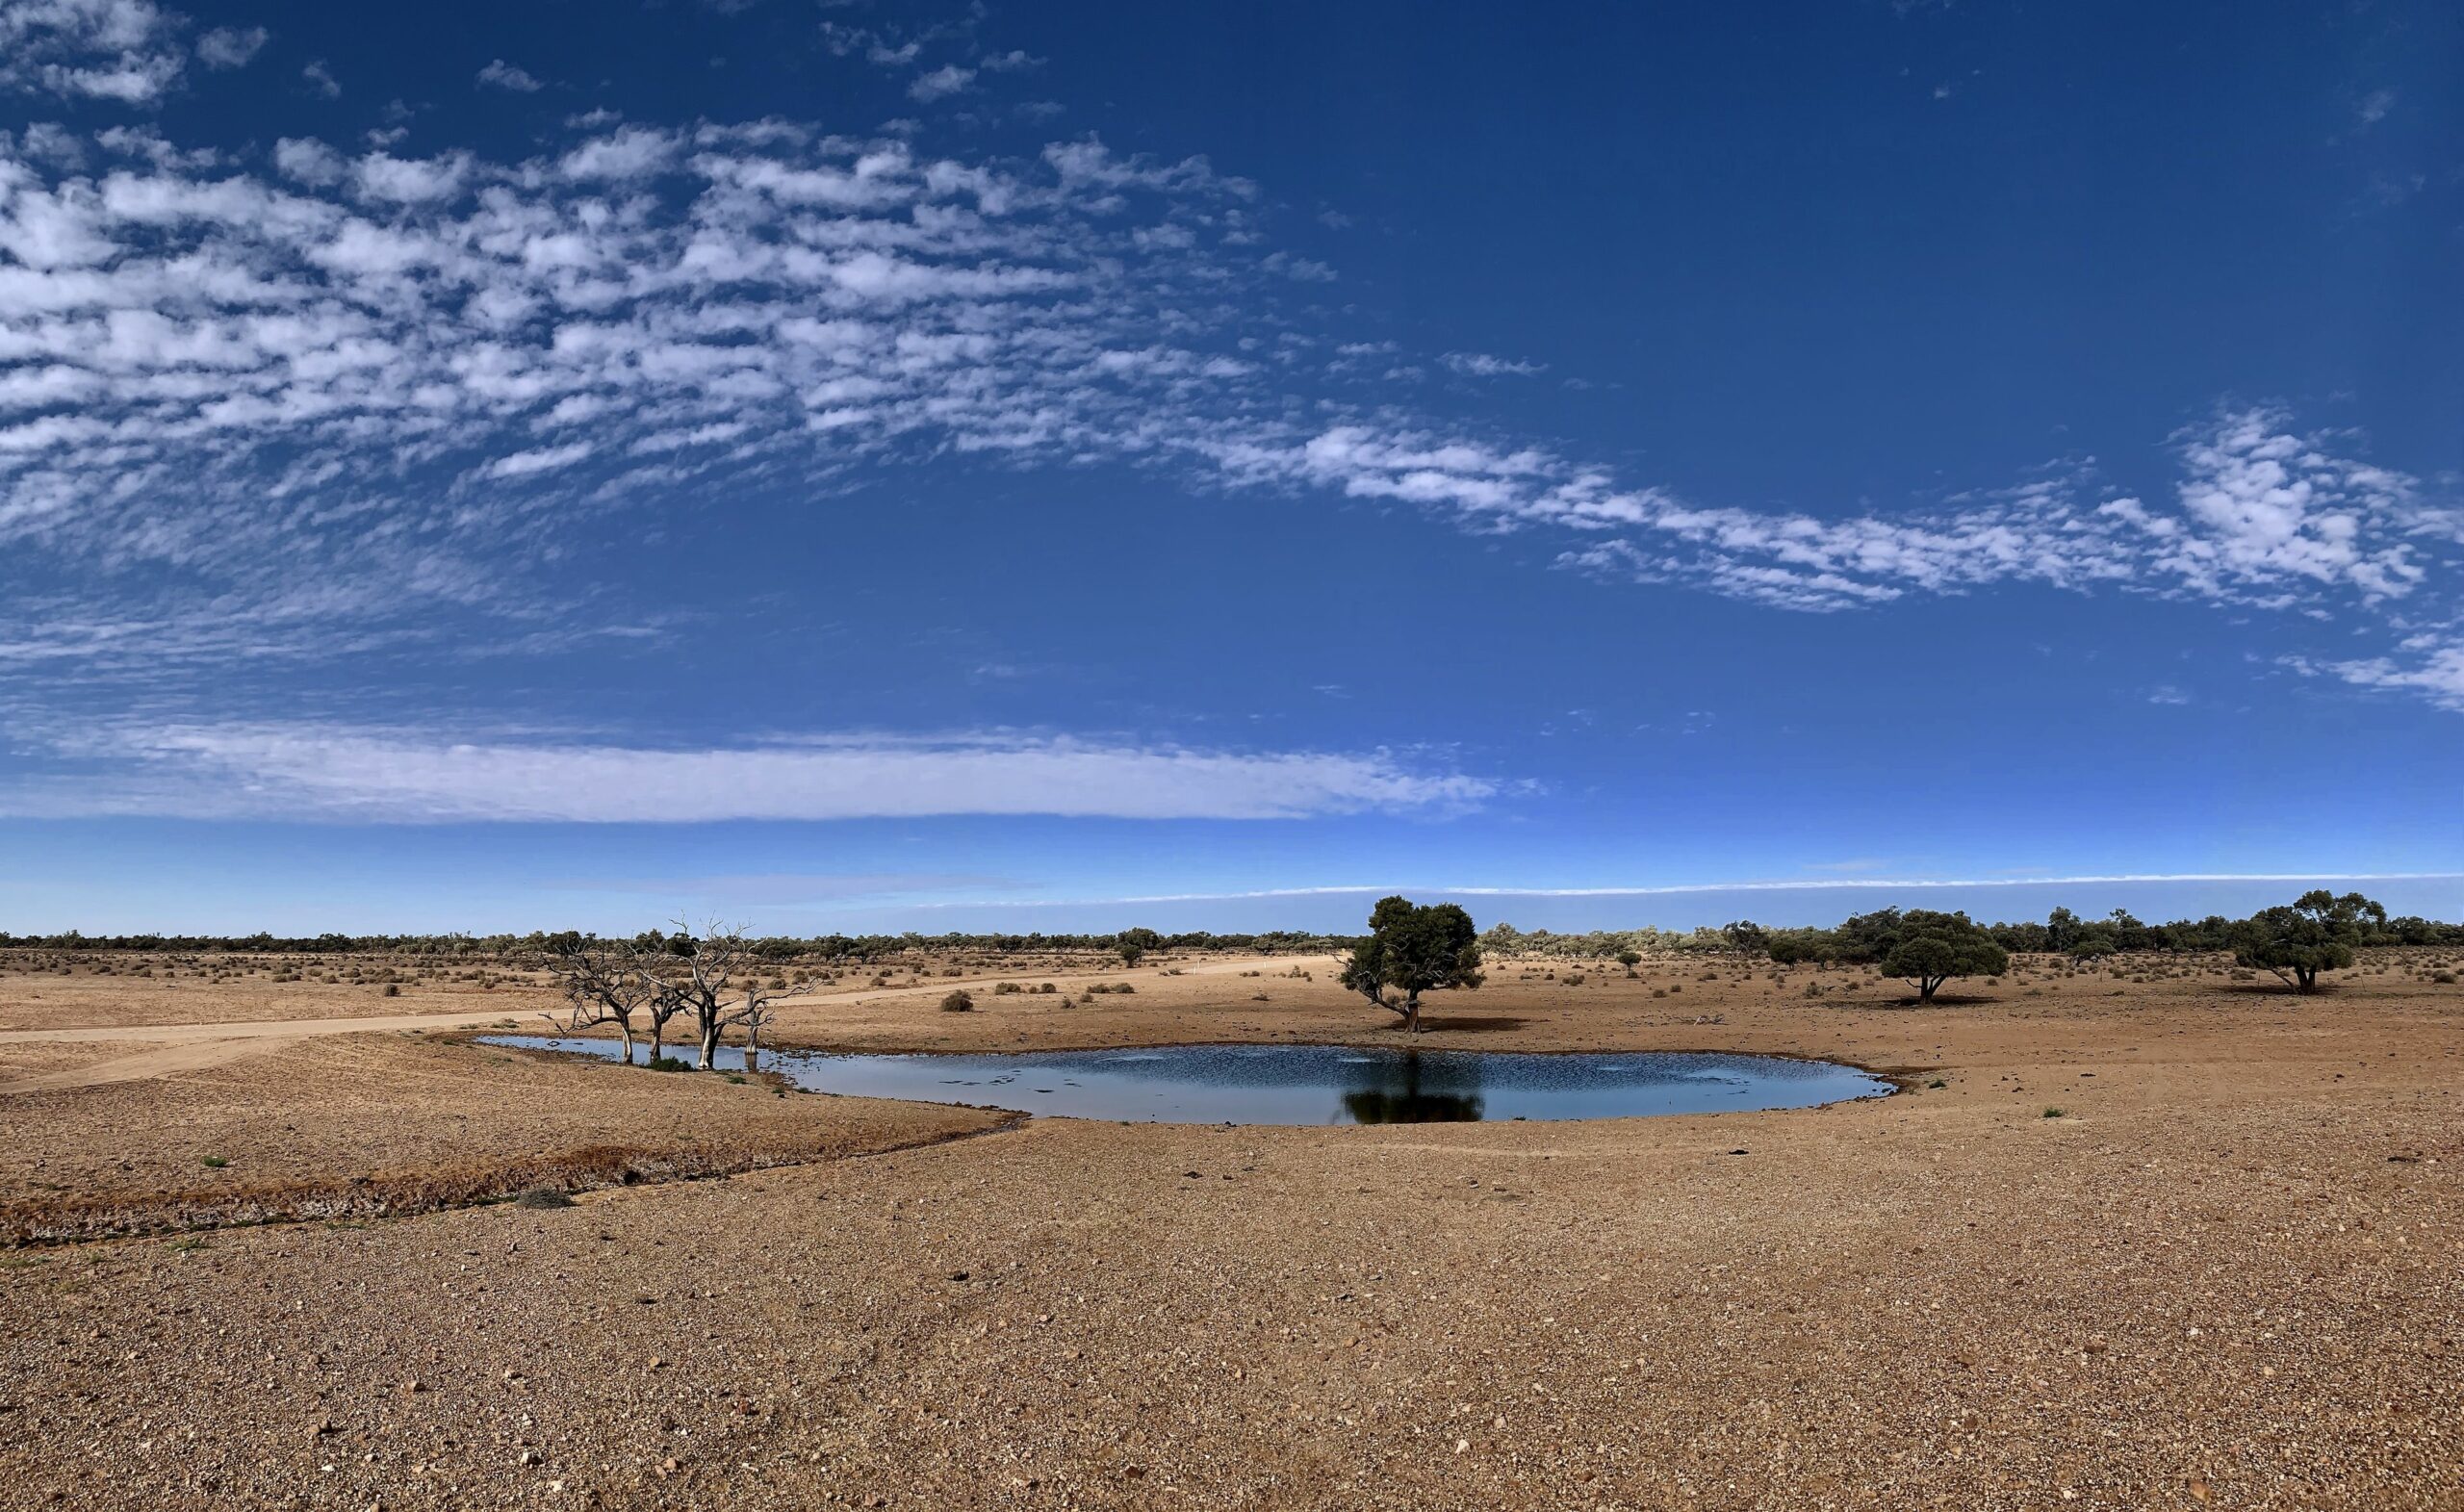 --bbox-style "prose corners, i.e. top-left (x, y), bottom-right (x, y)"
top-left (0, 949), bottom-right (2458, 1509)
top-left (0, 950), bottom-right (1273, 1037)
top-left (0, 1029), bottom-right (1005, 1243)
